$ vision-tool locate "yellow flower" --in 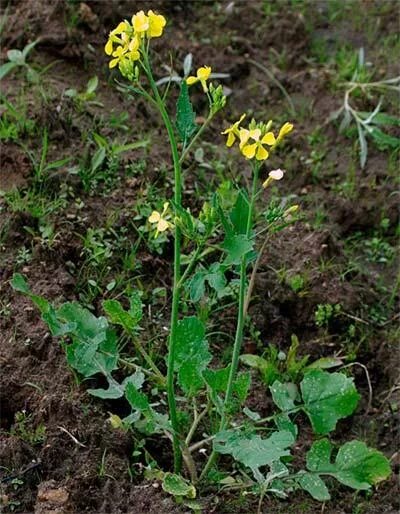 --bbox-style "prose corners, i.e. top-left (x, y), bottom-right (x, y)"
top-left (147, 10), bottom-right (166, 38)
top-left (148, 202), bottom-right (171, 236)
top-left (262, 169), bottom-right (285, 188)
top-left (277, 122), bottom-right (294, 141)
top-left (105, 21), bottom-right (130, 56)
top-left (240, 129), bottom-right (276, 161)
top-left (186, 66), bottom-right (212, 93)
top-left (132, 10), bottom-right (149, 35)
top-left (221, 114), bottom-right (246, 147)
